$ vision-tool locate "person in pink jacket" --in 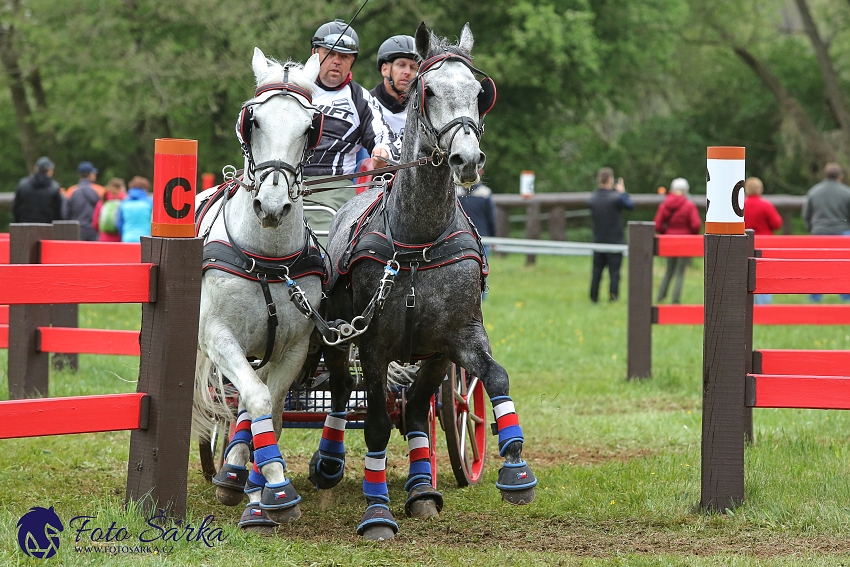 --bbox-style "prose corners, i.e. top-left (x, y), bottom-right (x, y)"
top-left (654, 178), bottom-right (701, 304)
